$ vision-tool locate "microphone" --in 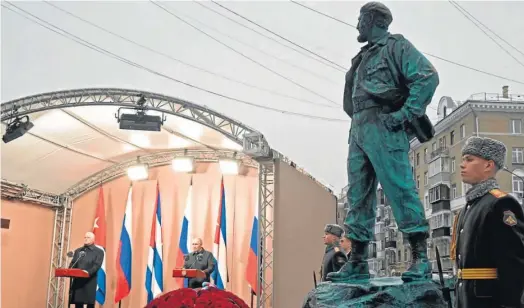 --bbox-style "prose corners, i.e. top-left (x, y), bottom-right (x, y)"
top-left (70, 250), bottom-right (86, 269)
